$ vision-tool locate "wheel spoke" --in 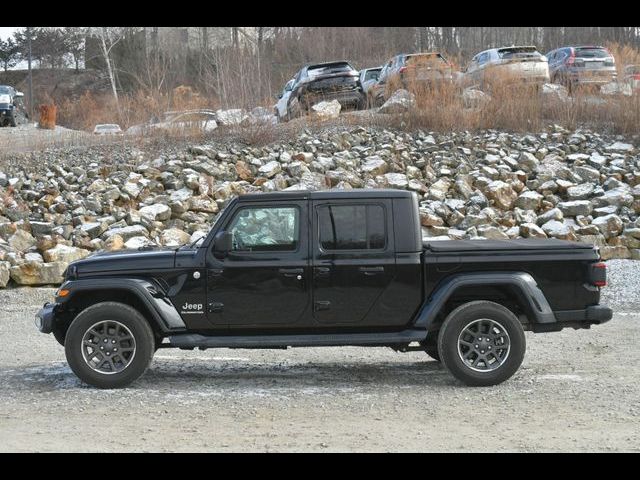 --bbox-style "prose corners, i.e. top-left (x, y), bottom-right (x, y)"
top-left (81, 320), bottom-right (136, 375)
top-left (458, 318), bottom-right (511, 372)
